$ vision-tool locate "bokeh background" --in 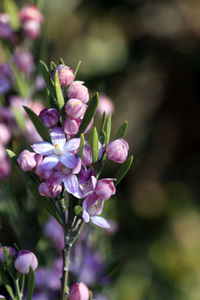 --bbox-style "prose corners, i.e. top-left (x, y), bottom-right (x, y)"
top-left (1, 0), bottom-right (200, 299)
